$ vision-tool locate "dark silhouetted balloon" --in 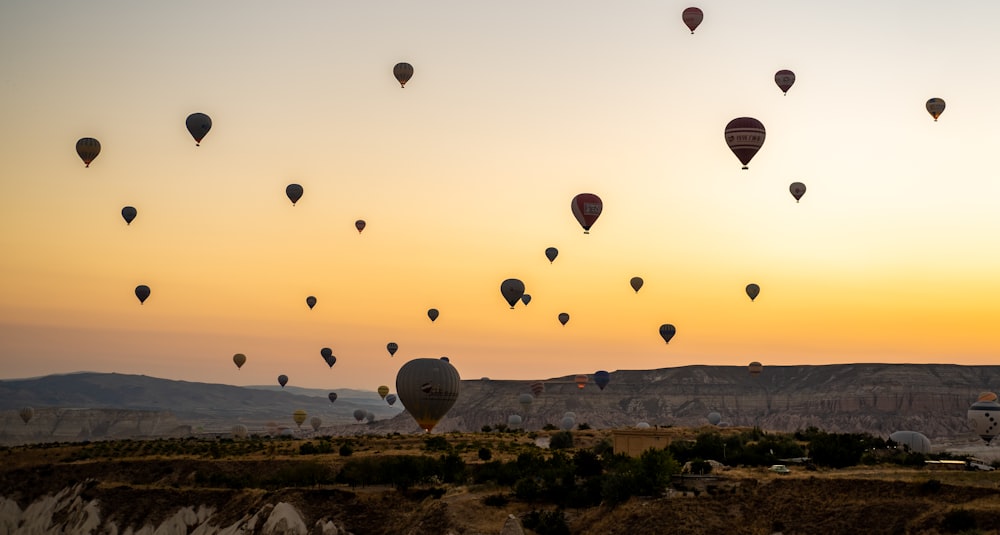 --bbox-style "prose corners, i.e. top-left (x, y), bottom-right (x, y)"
top-left (545, 247), bottom-right (559, 263)
top-left (571, 193), bottom-right (603, 233)
top-left (387, 342), bottom-right (398, 357)
top-left (76, 138), bottom-right (101, 167)
top-left (594, 370), bottom-right (610, 391)
top-left (353, 409), bottom-right (366, 422)
top-left (306, 296), bottom-right (317, 309)
top-left (521, 294), bottom-right (531, 306)
top-left (630, 277), bottom-right (644, 293)
top-left (321, 347), bottom-right (336, 368)
top-left (440, 356), bottom-right (449, 362)
top-left (774, 70), bottom-right (795, 95)
top-left (278, 375), bottom-right (288, 388)
top-left (286, 184), bottom-right (303, 205)
top-left (725, 117), bottom-right (766, 170)
top-left (378, 385), bottom-right (390, 399)
top-left (135, 285), bottom-right (150, 304)
top-left (926, 98), bottom-right (945, 121)
top-left (233, 353), bottom-right (246, 369)
top-left (748, 361), bottom-right (763, 376)
top-left (575, 374), bottom-right (588, 389)
top-left (121, 206), bottom-right (137, 225)
top-left (394, 62), bottom-right (414, 87)
top-left (659, 324), bottom-right (676, 344)
top-left (386, 393), bottom-right (397, 406)
top-left (355, 219), bottom-right (366, 233)
top-left (790, 182), bottom-right (806, 202)
top-left (500, 278), bottom-right (526, 309)
top-left (558, 312), bottom-right (570, 326)
top-left (746, 283), bottom-right (760, 301)
top-left (396, 357), bottom-right (461, 432)
top-left (19, 407), bottom-right (34, 425)
top-left (328, 392), bottom-right (338, 403)
top-left (682, 7), bottom-right (703, 33)
top-left (185, 113), bottom-right (212, 146)
top-left (427, 308), bottom-right (439, 322)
